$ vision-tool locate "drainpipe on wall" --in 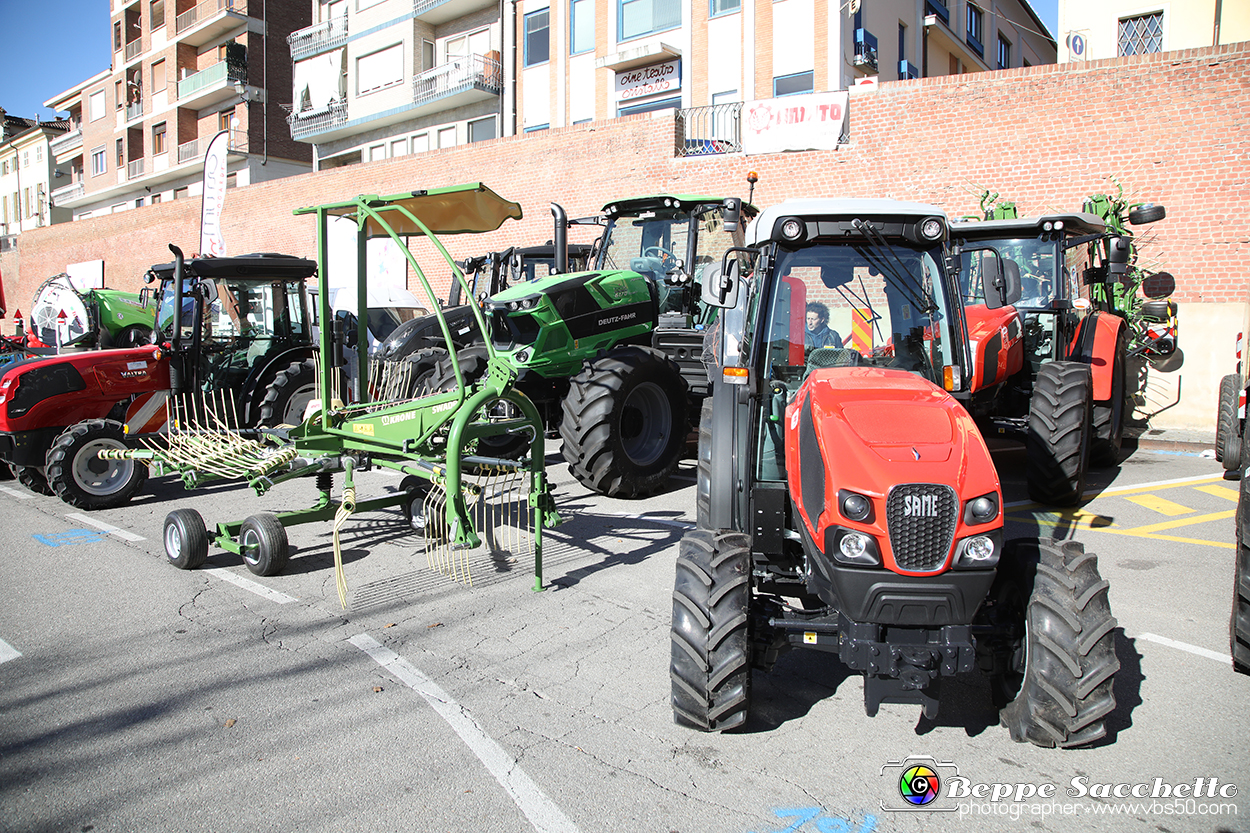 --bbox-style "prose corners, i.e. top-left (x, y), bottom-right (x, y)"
top-left (1214, 0), bottom-right (1223, 45)
top-left (263, 0), bottom-right (268, 165)
top-left (505, 0), bottom-right (518, 137)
